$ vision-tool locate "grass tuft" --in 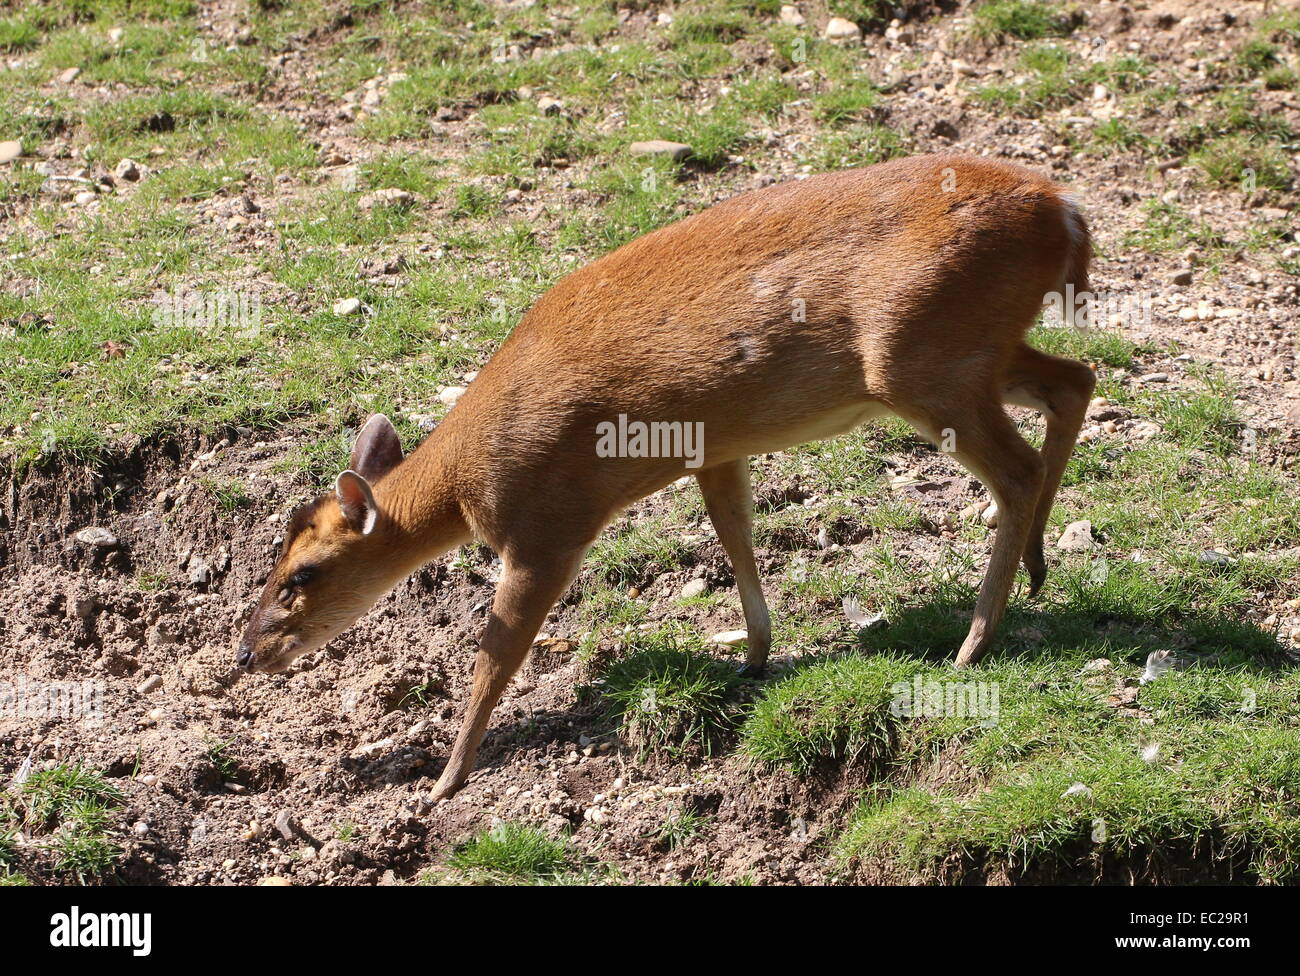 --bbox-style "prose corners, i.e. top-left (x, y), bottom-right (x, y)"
top-left (597, 631), bottom-right (744, 758)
